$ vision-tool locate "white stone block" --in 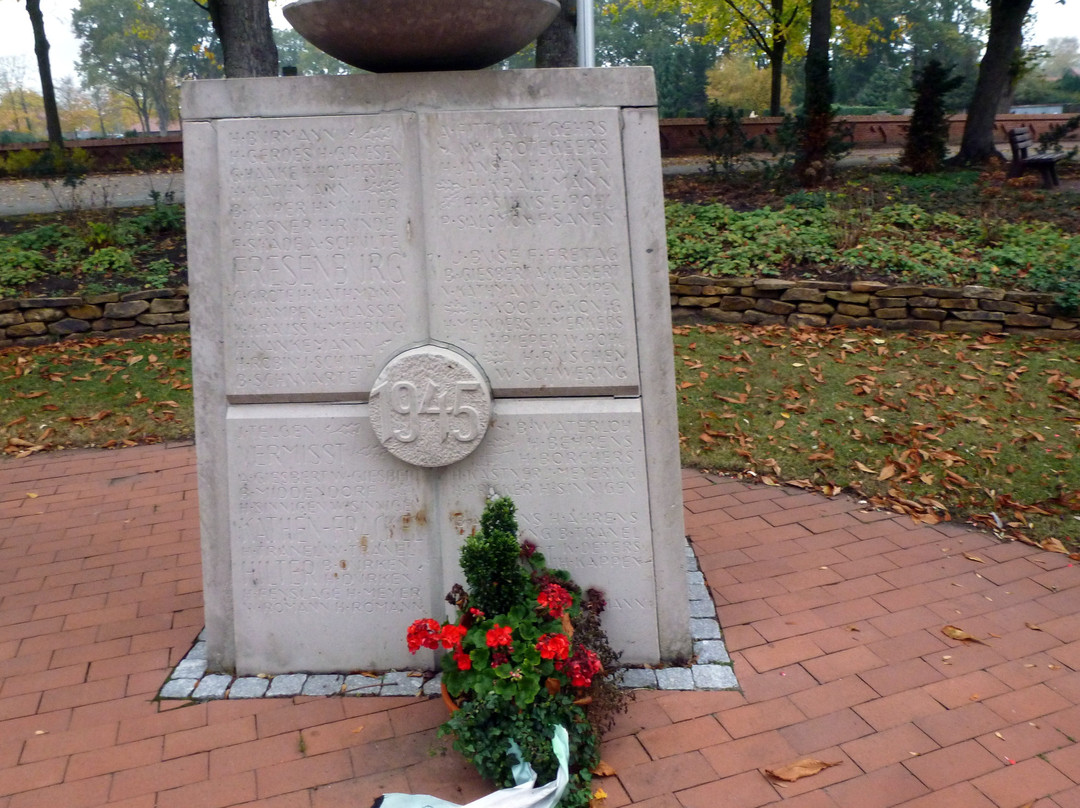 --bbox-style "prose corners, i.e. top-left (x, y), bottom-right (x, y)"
top-left (227, 405), bottom-right (438, 674)
top-left (184, 67), bottom-right (689, 675)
